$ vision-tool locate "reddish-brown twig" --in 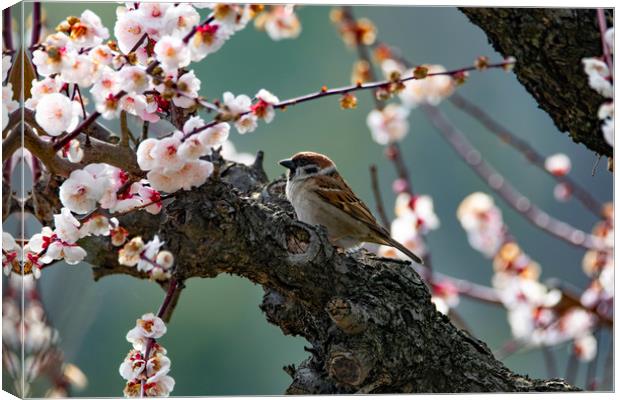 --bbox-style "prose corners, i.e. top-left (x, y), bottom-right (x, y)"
top-left (449, 92), bottom-right (604, 217)
top-left (596, 9), bottom-right (614, 82)
top-left (422, 104), bottom-right (608, 252)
